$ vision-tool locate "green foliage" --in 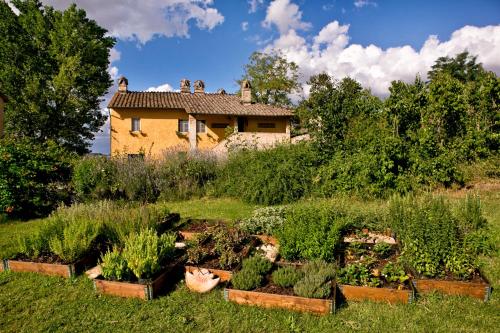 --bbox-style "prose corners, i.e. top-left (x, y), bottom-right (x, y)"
top-left (373, 243), bottom-right (393, 258)
top-left (238, 206), bottom-right (287, 235)
top-left (239, 51), bottom-right (299, 107)
top-left (100, 247), bottom-right (130, 281)
top-left (114, 156), bottom-right (160, 203)
top-left (214, 143), bottom-right (317, 205)
top-left (16, 217), bottom-right (65, 259)
top-left (293, 260), bottom-right (336, 299)
top-left (241, 255), bottom-right (272, 275)
top-left (121, 229), bottom-right (176, 280)
top-left (337, 263), bottom-right (381, 287)
top-left (277, 205), bottom-right (350, 262)
top-left (231, 269), bottom-right (263, 291)
top-left (72, 156), bottom-right (118, 201)
top-left (381, 262), bottom-right (409, 285)
top-left (387, 195), bottom-right (490, 279)
top-left (48, 218), bottom-right (102, 262)
top-left (428, 51), bottom-right (484, 83)
top-left (0, 137), bottom-right (73, 218)
top-left (0, 1), bottom-right (114, 154)
top-left (271, 266), bottom-right (303, 288)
